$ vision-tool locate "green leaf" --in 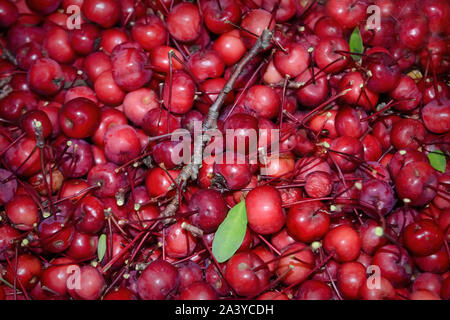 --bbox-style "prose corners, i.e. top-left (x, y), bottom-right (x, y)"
top-left (428, 150), bottom-right (447, 173)
top-left (349, 27), bottom-right (363, 61)
top-left (212, 200), bottom-right (248, 263)
top-left (97, 234), bottom-right (107, 263)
